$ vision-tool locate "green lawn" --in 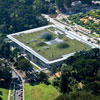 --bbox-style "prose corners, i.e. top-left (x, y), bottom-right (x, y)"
top-left (47, 27), bottom-right (55, 32)
top-left (0, 88), bottom-right (9, 100)
top-left (14, 27), bottom-right (91, 61)
top-left (24, 83), bottom-right (59, 100)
